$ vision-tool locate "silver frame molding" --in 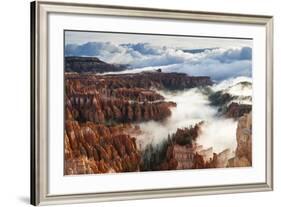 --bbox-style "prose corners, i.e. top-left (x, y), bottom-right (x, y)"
top-left (30, 1), bottom-right (274, 205)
